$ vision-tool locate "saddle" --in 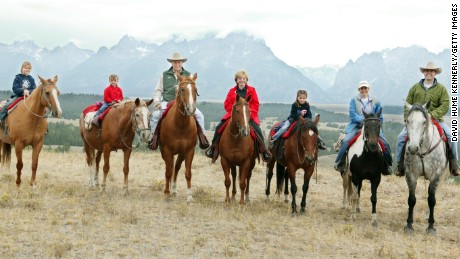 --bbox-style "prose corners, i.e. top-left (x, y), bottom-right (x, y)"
top-left (82, 102), bottom-right (111, 130)
top-left (269, 121), bottom-right (299, 163)
top-left (269, 120), bottom-right (298, 139)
